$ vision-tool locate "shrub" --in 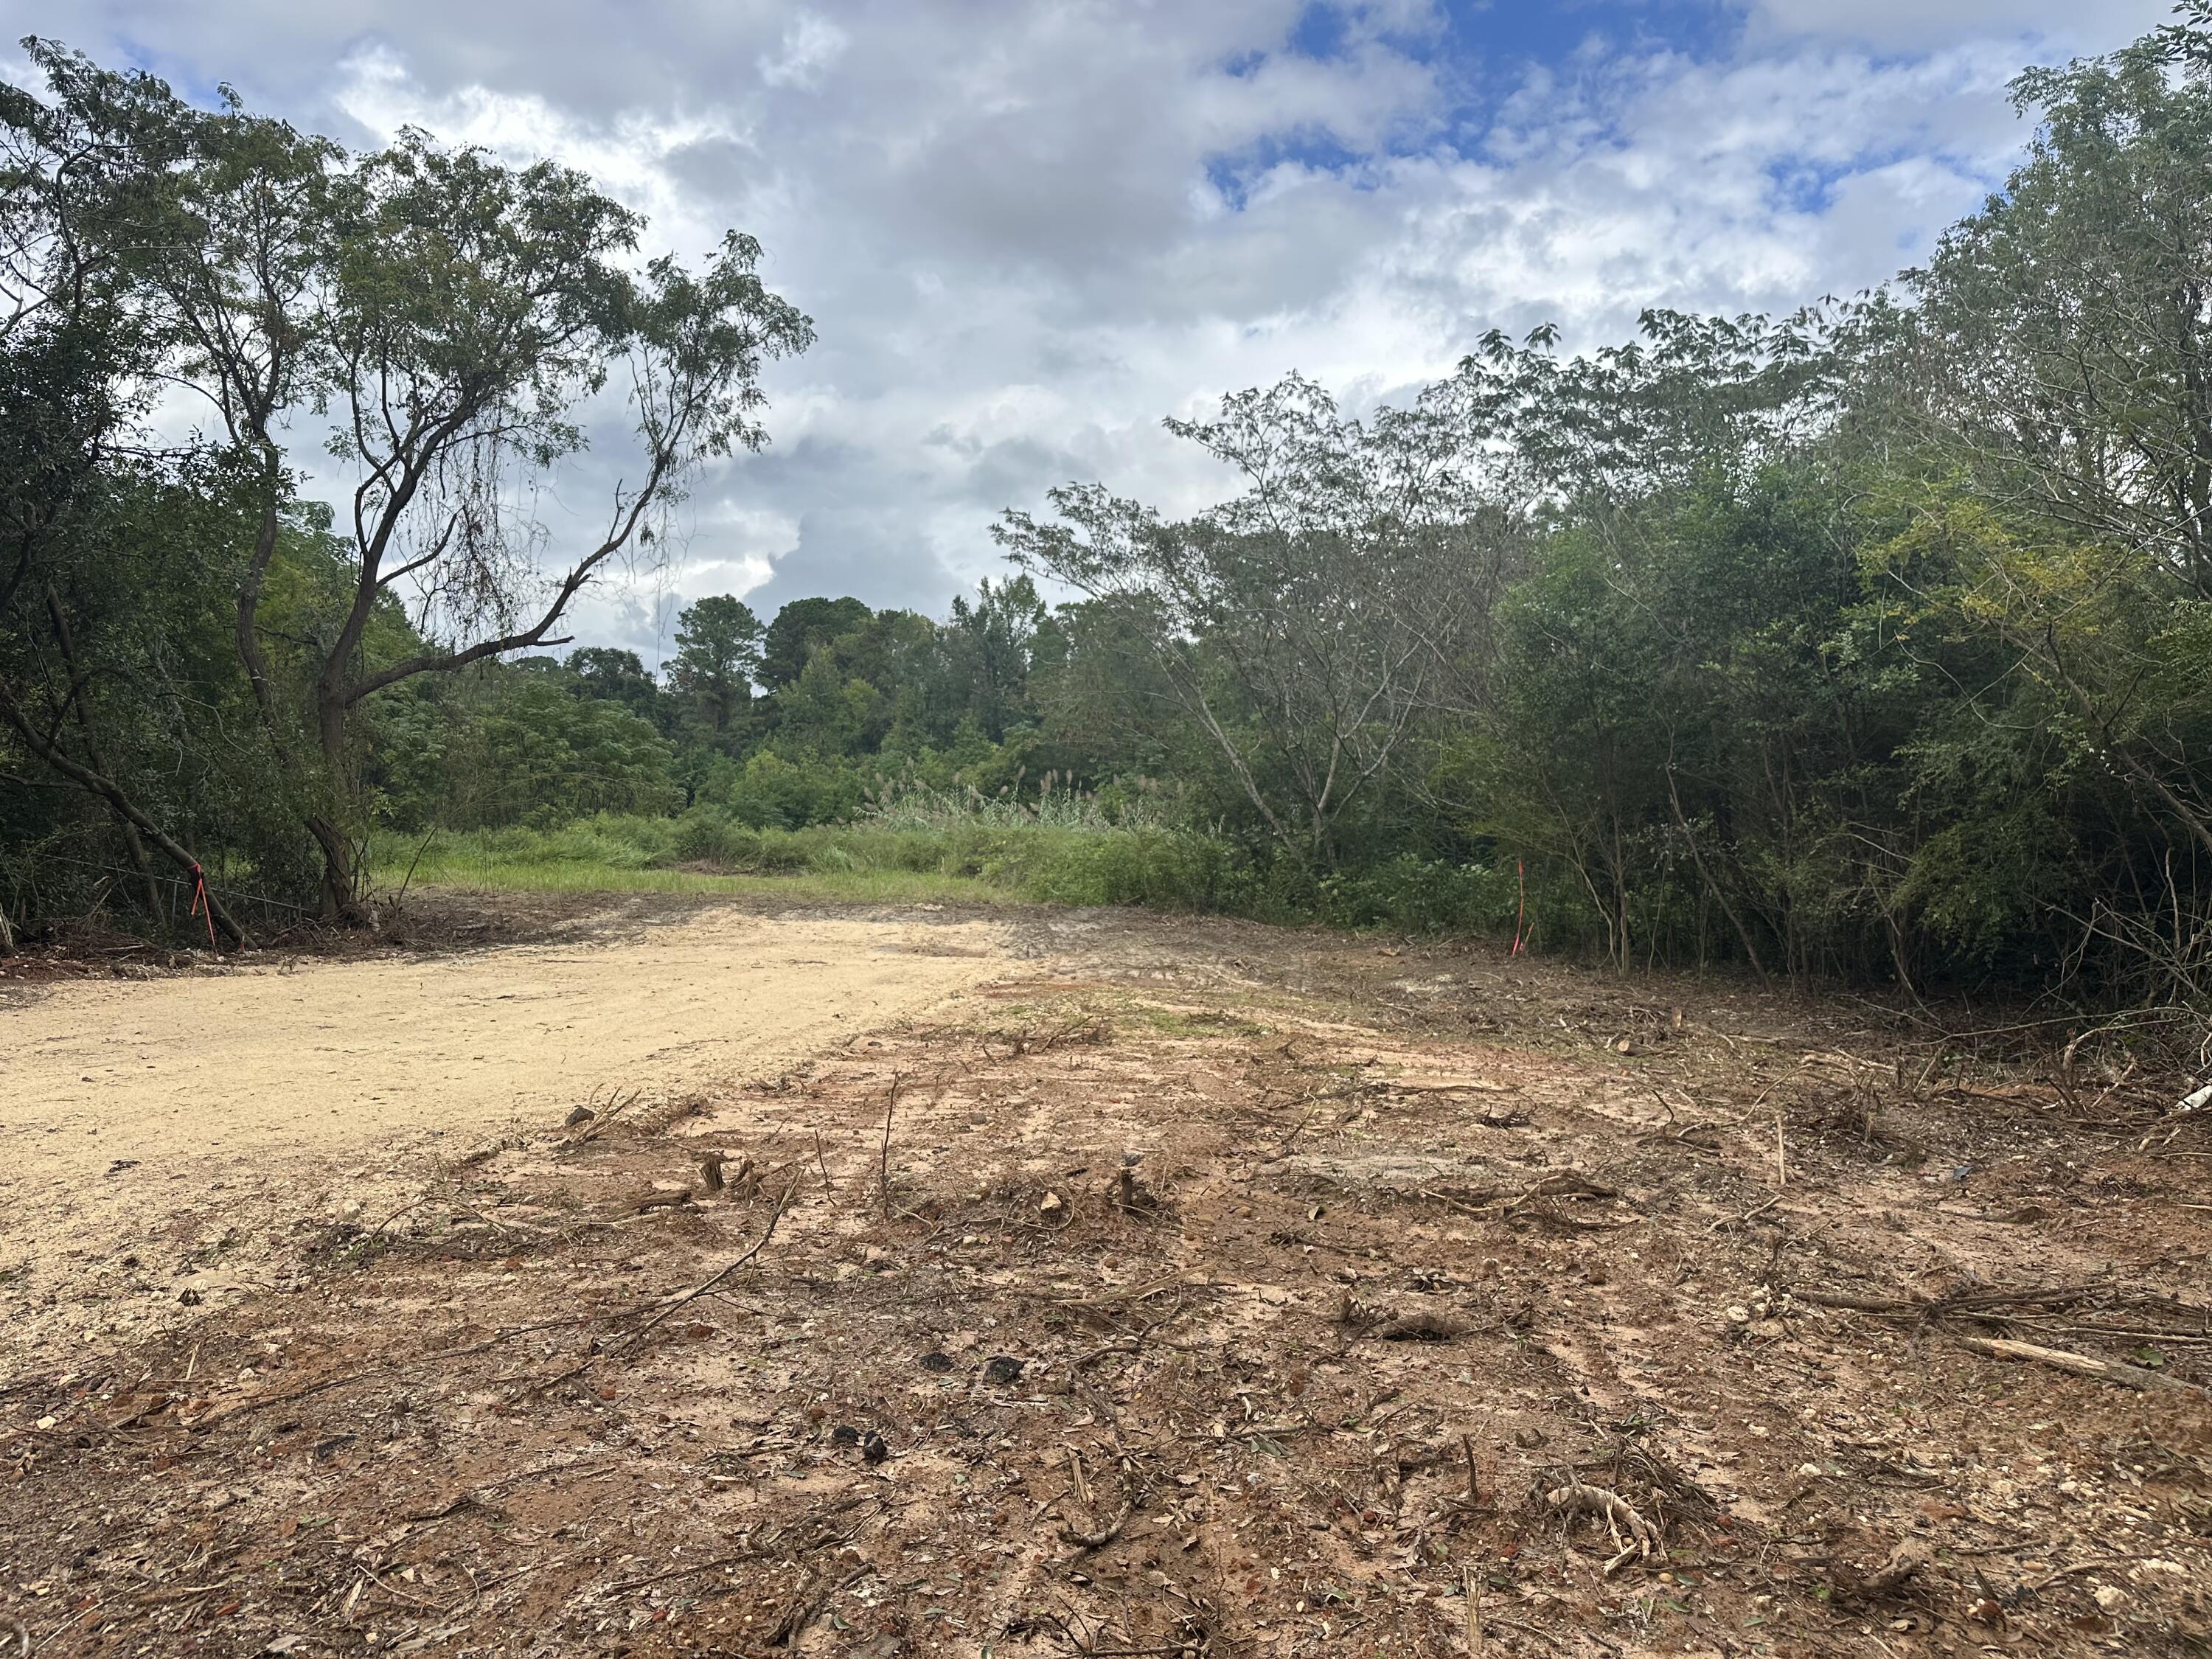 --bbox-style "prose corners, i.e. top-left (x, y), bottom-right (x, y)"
top-left (705, 749), bottom-right (867, 830)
